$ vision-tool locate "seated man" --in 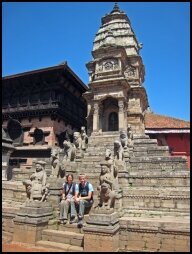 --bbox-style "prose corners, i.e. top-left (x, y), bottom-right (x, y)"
top-left (74, 174), bottom-right (94, 227)
top-left (59, 174), bottom-right (77, 224)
